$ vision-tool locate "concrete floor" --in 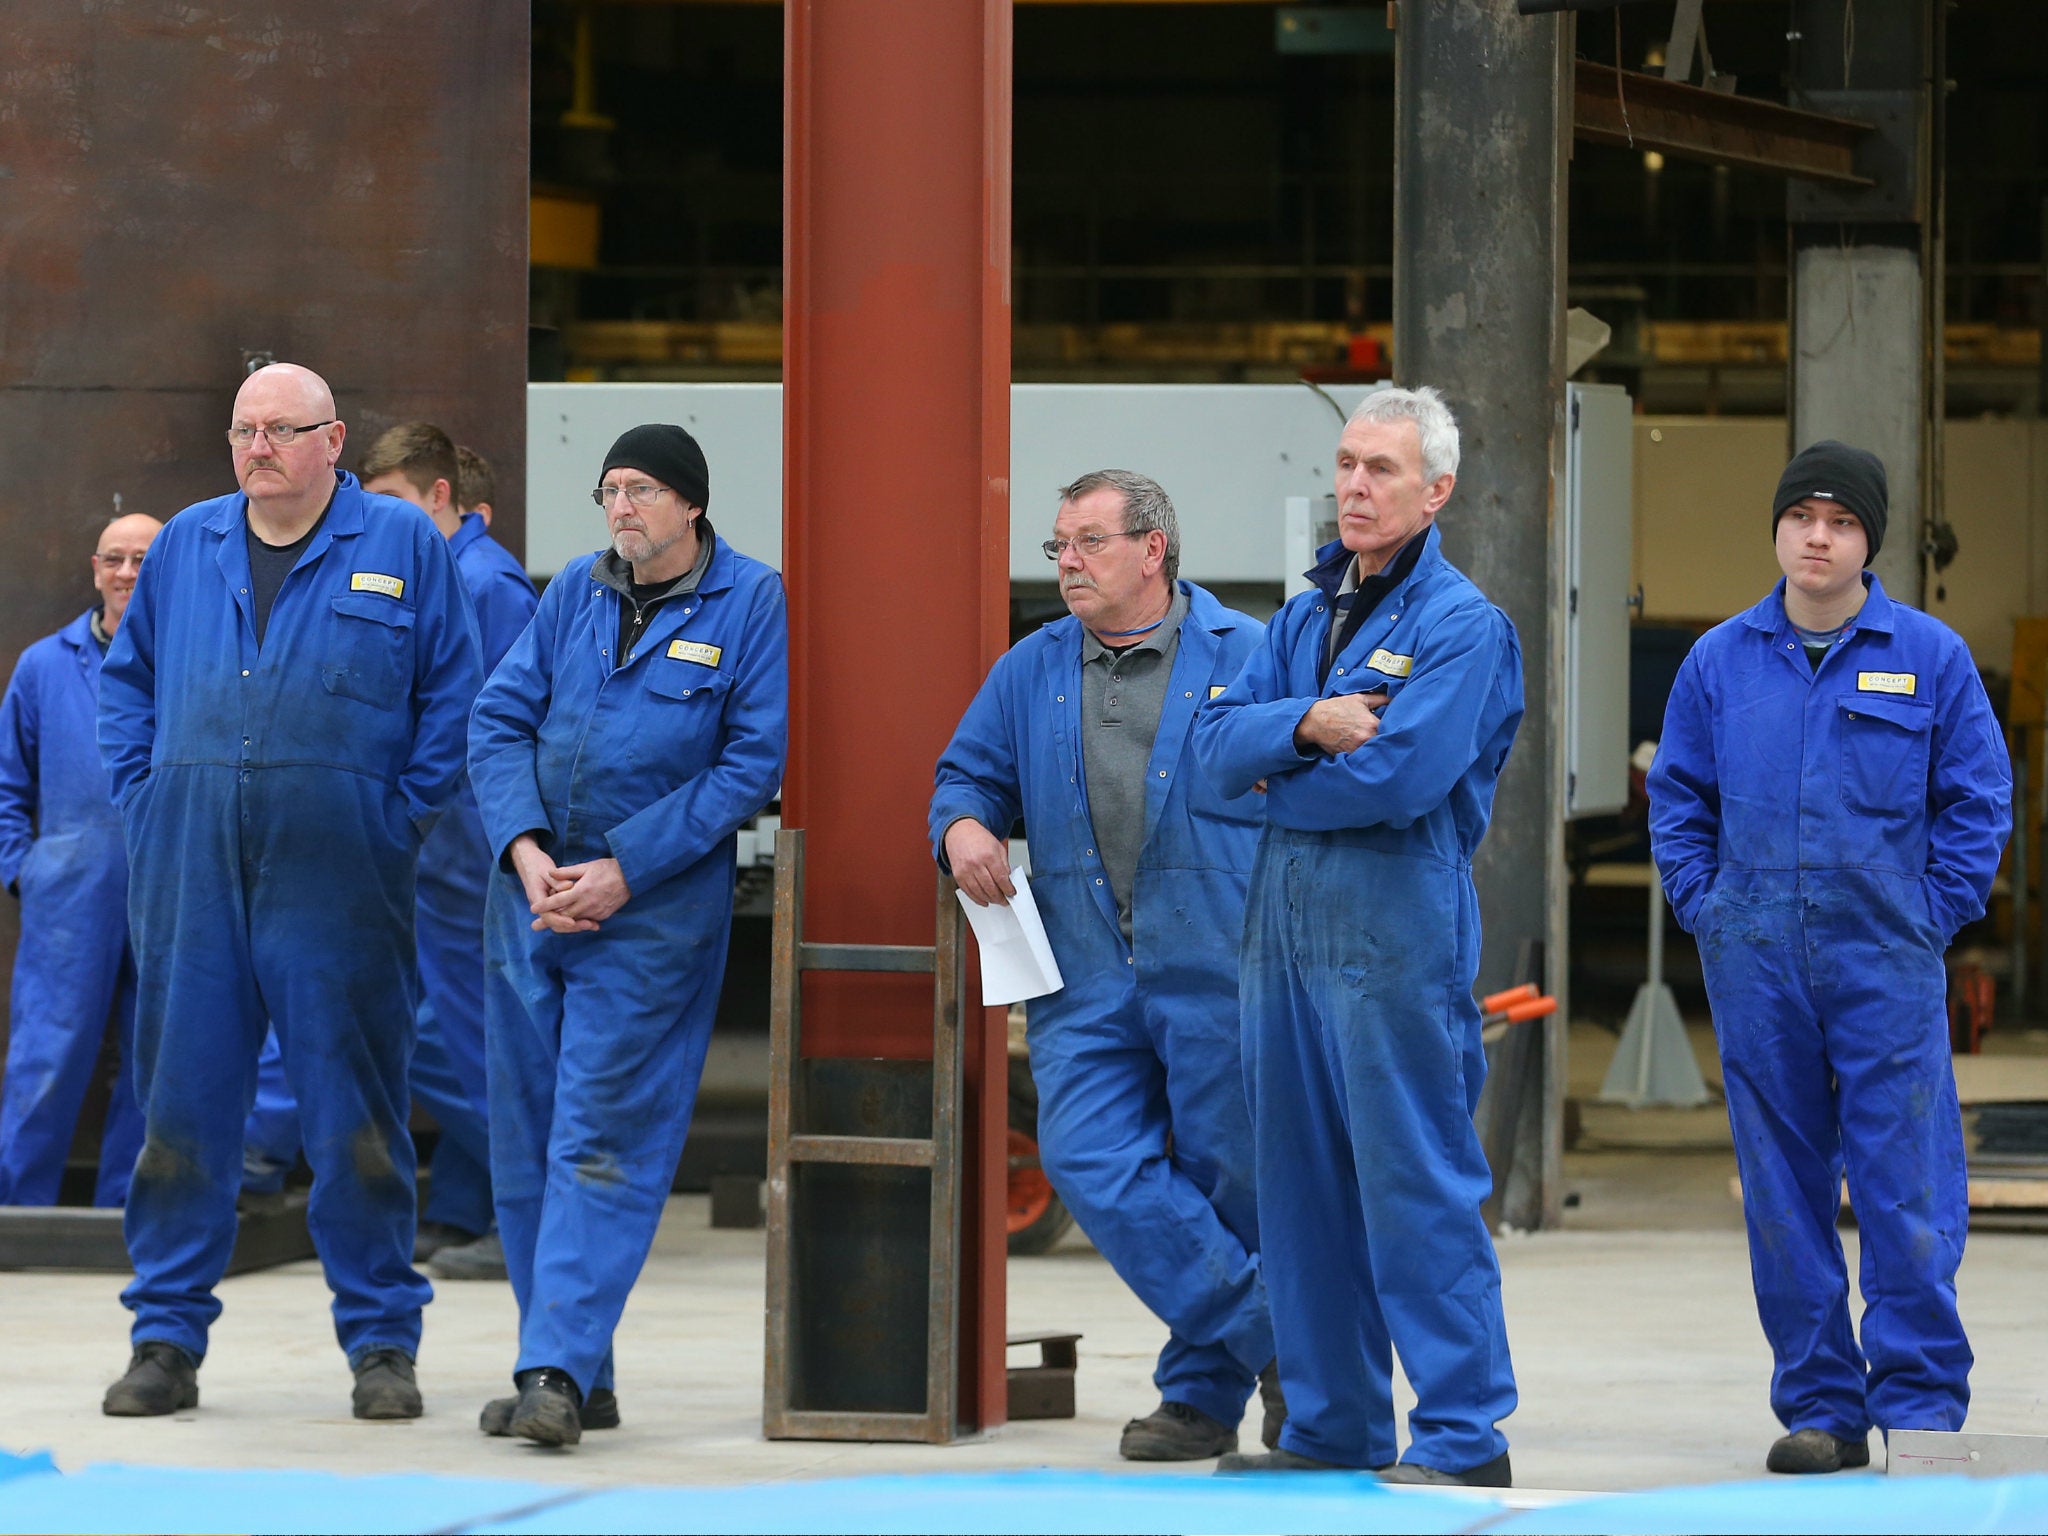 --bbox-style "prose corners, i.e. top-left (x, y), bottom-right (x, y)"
top-left (3, 1021), bottom-right (2044, 1497)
